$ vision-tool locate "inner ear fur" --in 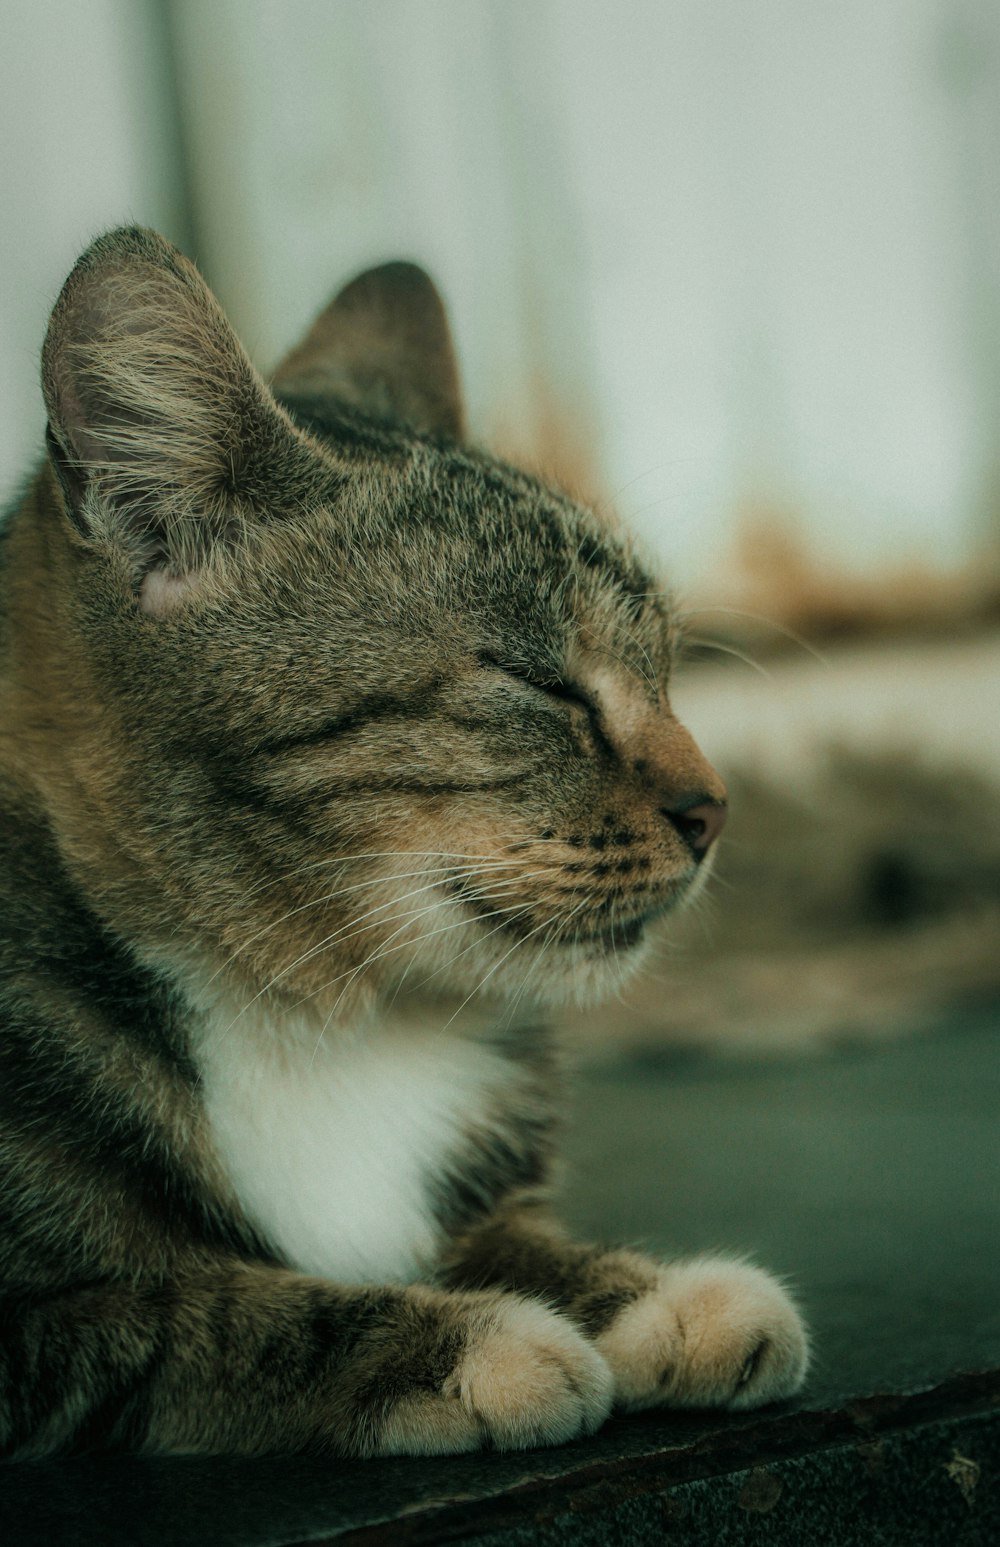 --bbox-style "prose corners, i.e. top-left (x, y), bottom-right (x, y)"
top-left (272, 260), bottom-right (465, 441)
top-left (41, 226), bottom-right (319, 589)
